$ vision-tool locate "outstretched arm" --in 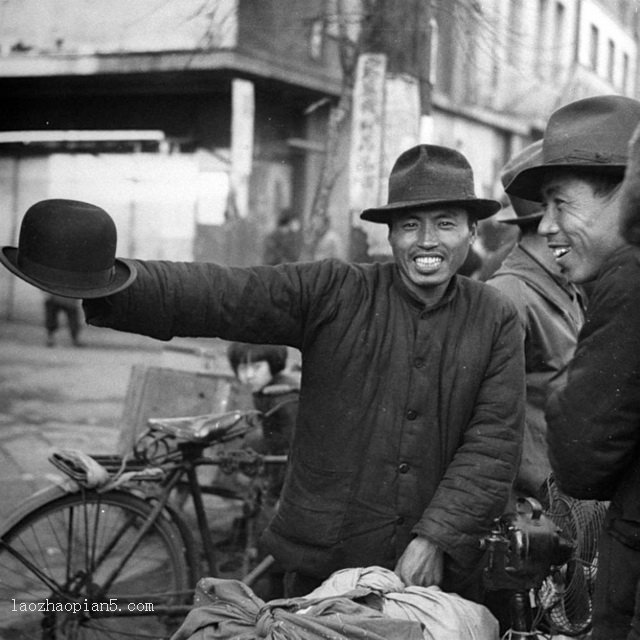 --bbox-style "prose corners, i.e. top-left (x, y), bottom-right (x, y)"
top-left (83, 259), bottom-right (347, 348)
